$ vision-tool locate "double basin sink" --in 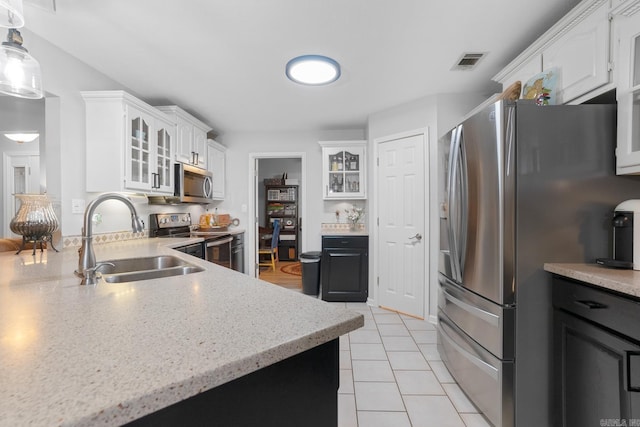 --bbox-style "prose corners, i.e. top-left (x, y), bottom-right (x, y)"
top-left (100, 255), bottom-right (204, 283)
